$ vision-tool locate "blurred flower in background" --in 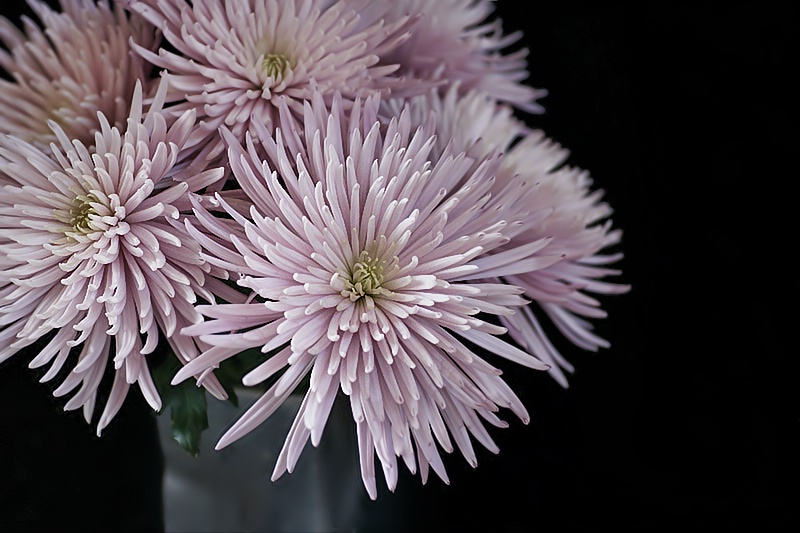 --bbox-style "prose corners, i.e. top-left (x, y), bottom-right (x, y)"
top-left (0, 0), bottom-right (159, 150)
top-left (372, 0), bottom-right (547, 113)
top-left (388, 86), bottom-right (630, 386)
